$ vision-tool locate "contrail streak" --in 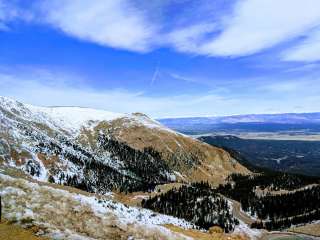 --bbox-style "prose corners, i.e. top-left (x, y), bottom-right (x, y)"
top-left (150, 65), bottom-right (159, 85)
